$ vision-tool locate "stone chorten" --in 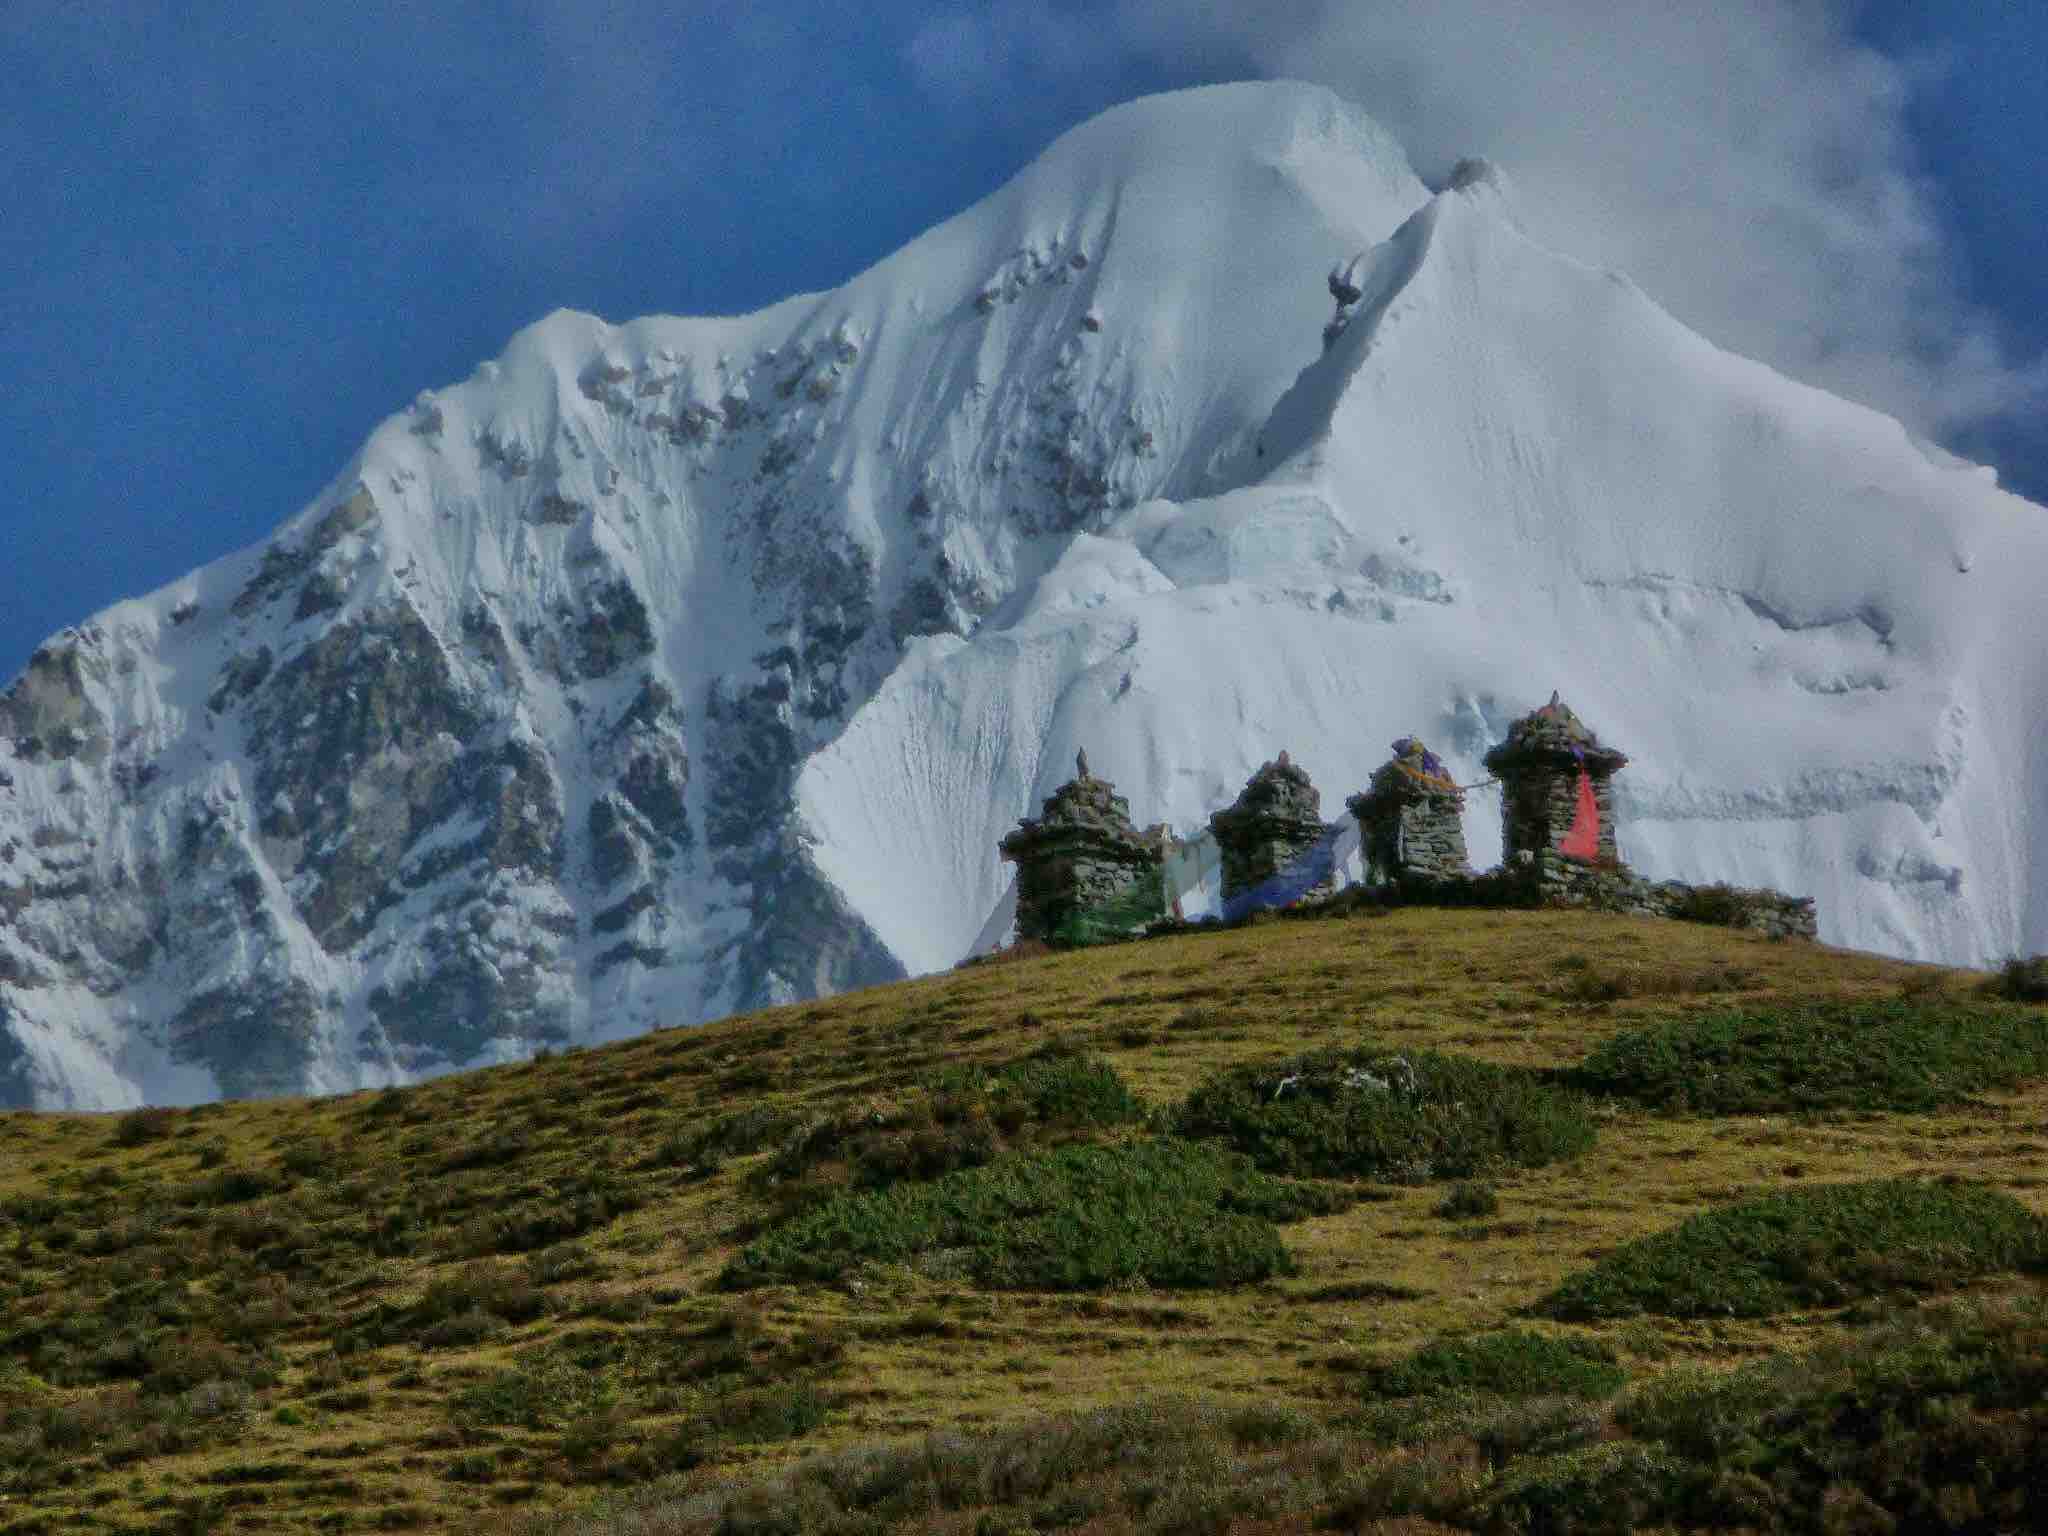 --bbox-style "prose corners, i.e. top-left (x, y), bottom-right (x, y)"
top-left (1348, 737), bottom-right (1469, 884)
top-left (999, 749), bottom-right (1165, 942)
top-left (1208, 751), bottom-right (1329, 906)
top-left (1482, 693), bottom-right (1628, 865)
